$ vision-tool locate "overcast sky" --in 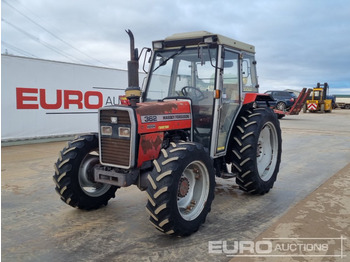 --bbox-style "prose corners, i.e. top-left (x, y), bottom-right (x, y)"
top-left (2, 0), bottom-right (350, 94)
